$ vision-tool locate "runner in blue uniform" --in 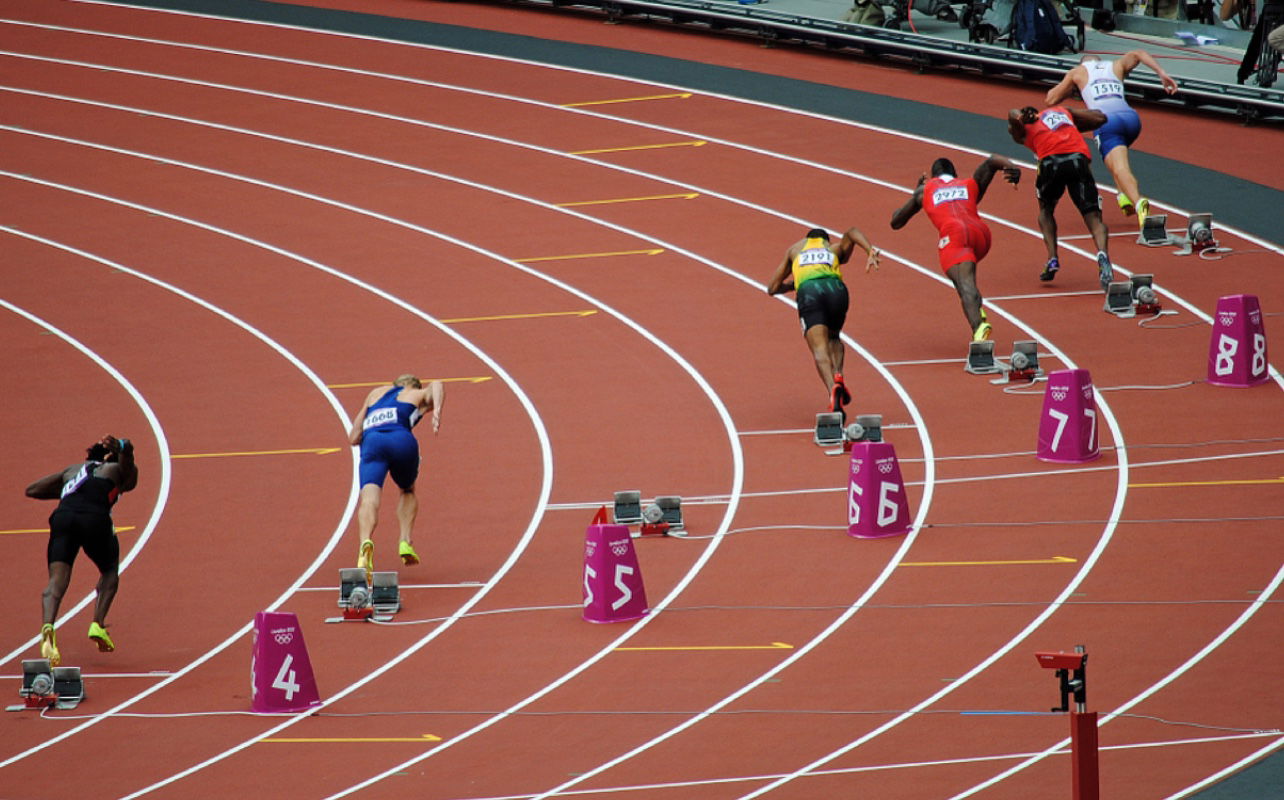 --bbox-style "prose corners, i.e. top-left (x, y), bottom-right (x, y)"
top-left (347, 374), bottom-right (444, 577)
top-left (25, 434), bottom-right (138, 665)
